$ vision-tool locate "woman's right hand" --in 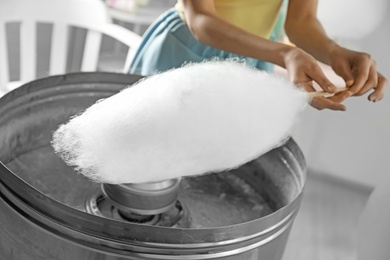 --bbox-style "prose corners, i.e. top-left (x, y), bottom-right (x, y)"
top-left (283, 47), bottom-right (352, 111)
